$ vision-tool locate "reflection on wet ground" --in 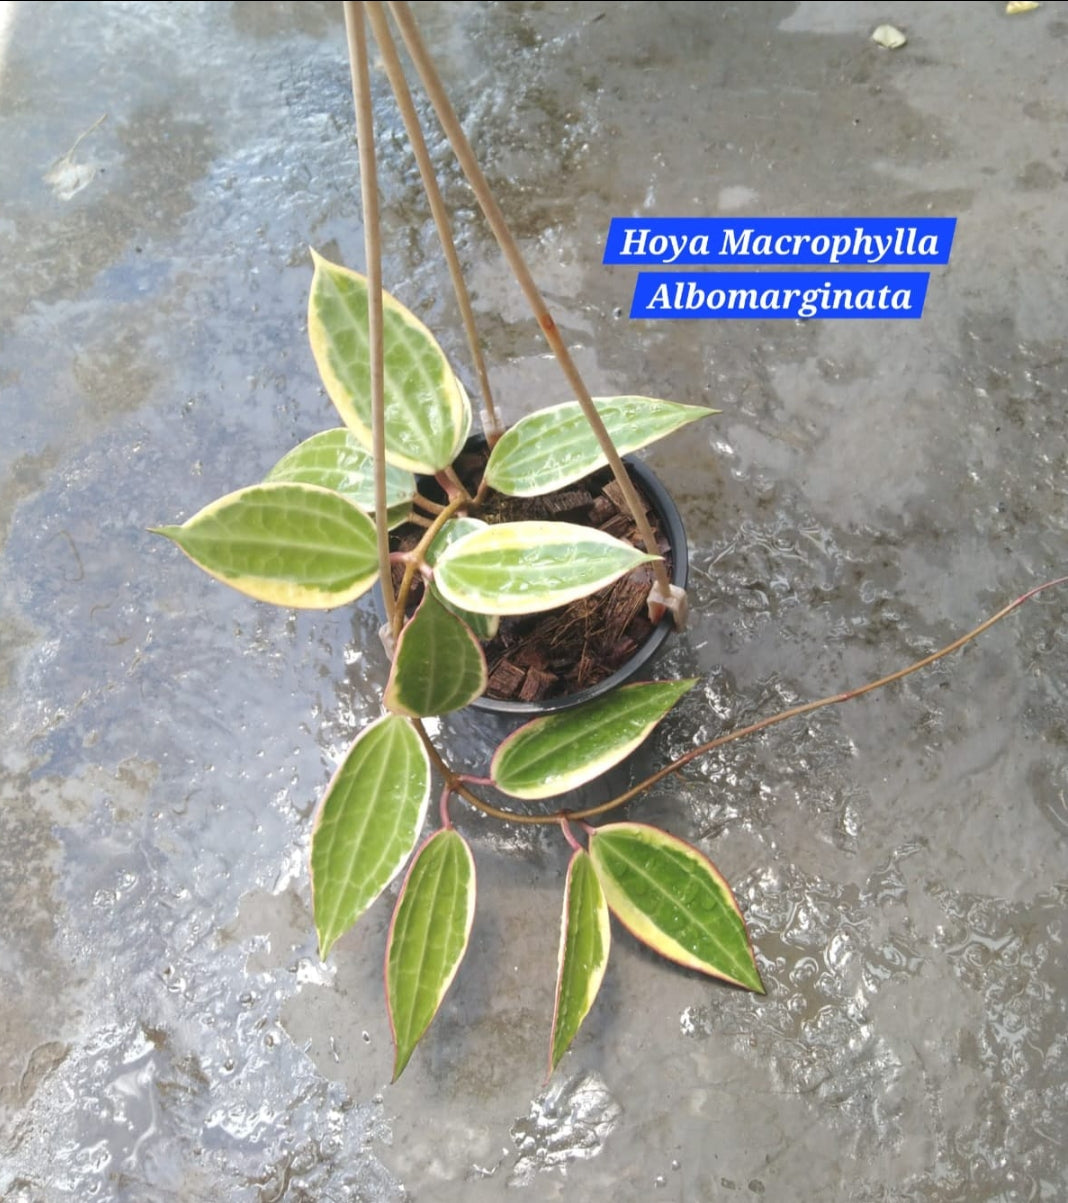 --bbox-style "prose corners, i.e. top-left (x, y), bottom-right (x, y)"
top-left (1, 2), bottom-right (1066, 1199)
